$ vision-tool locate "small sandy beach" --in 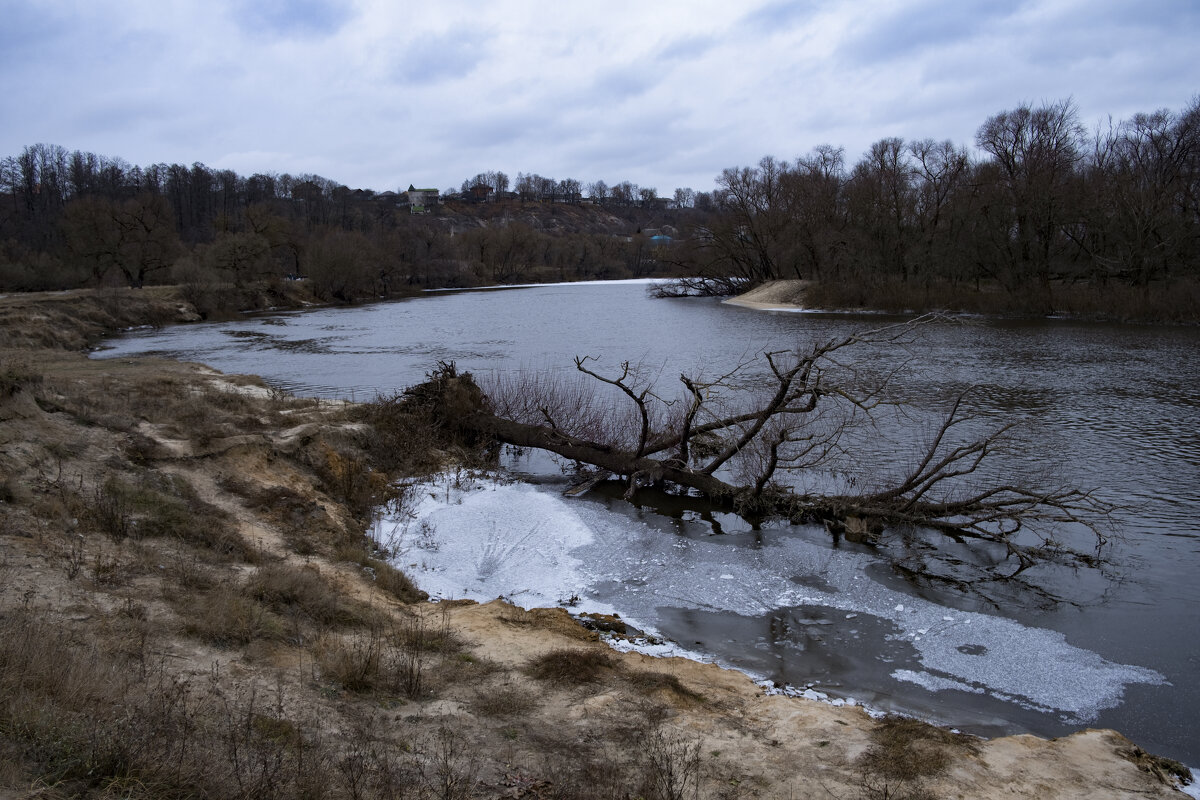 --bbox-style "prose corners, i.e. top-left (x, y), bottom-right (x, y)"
top-left (722, 279), bottom-right (810, 310)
